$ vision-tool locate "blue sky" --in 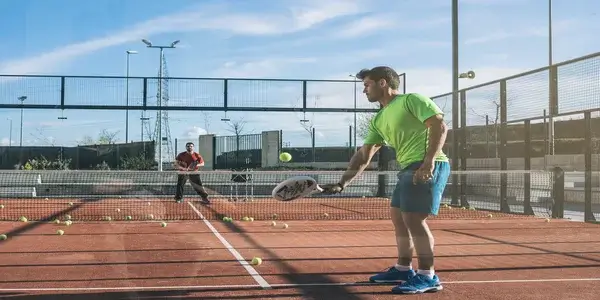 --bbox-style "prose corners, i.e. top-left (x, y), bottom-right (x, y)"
top-left (0, 0), bottom-right (598, 161)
